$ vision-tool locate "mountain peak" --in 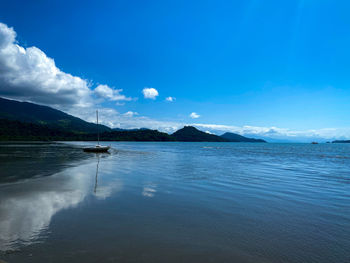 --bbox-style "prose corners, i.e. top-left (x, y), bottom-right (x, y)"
top-left (172, 126), bottom-right (228, 142)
